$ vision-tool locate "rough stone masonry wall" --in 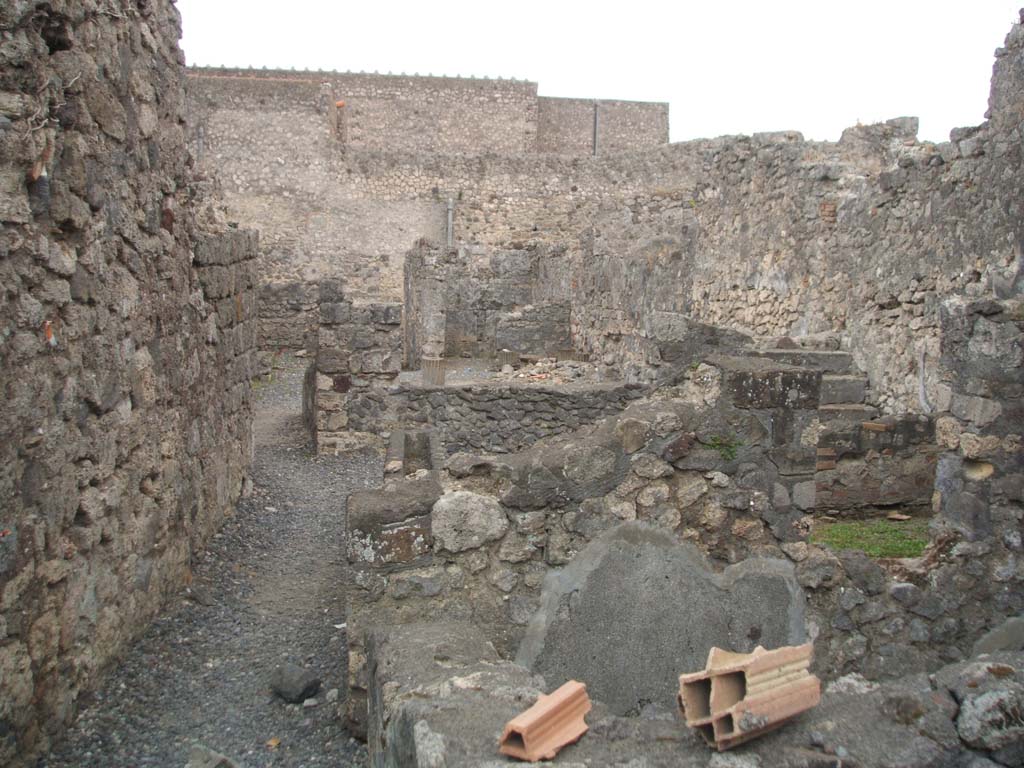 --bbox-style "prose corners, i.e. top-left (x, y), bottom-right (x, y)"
top-left (0, 3), bottom-right (258, 764)
top-left (343, 353), bottom-right (1023, 734)
top-left (933, 295), bottom-right (1023, 545)
top-left (535, 96), bottom-right (669, 154)
top-left (574, 14), bottom-right (1023, 411)
top-left (402, 241), bottom-right (572, 366)
top-left (185, 70), bottom-right (673, 348)
top-left (346, 380), bottom-right (645, 457)
top-left (305, 280), bottom-right (403, 454)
